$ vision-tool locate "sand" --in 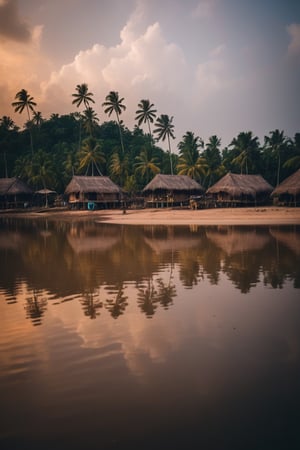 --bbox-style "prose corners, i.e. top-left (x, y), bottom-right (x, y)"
top-left (2, 206), bottom-right (300, 225)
